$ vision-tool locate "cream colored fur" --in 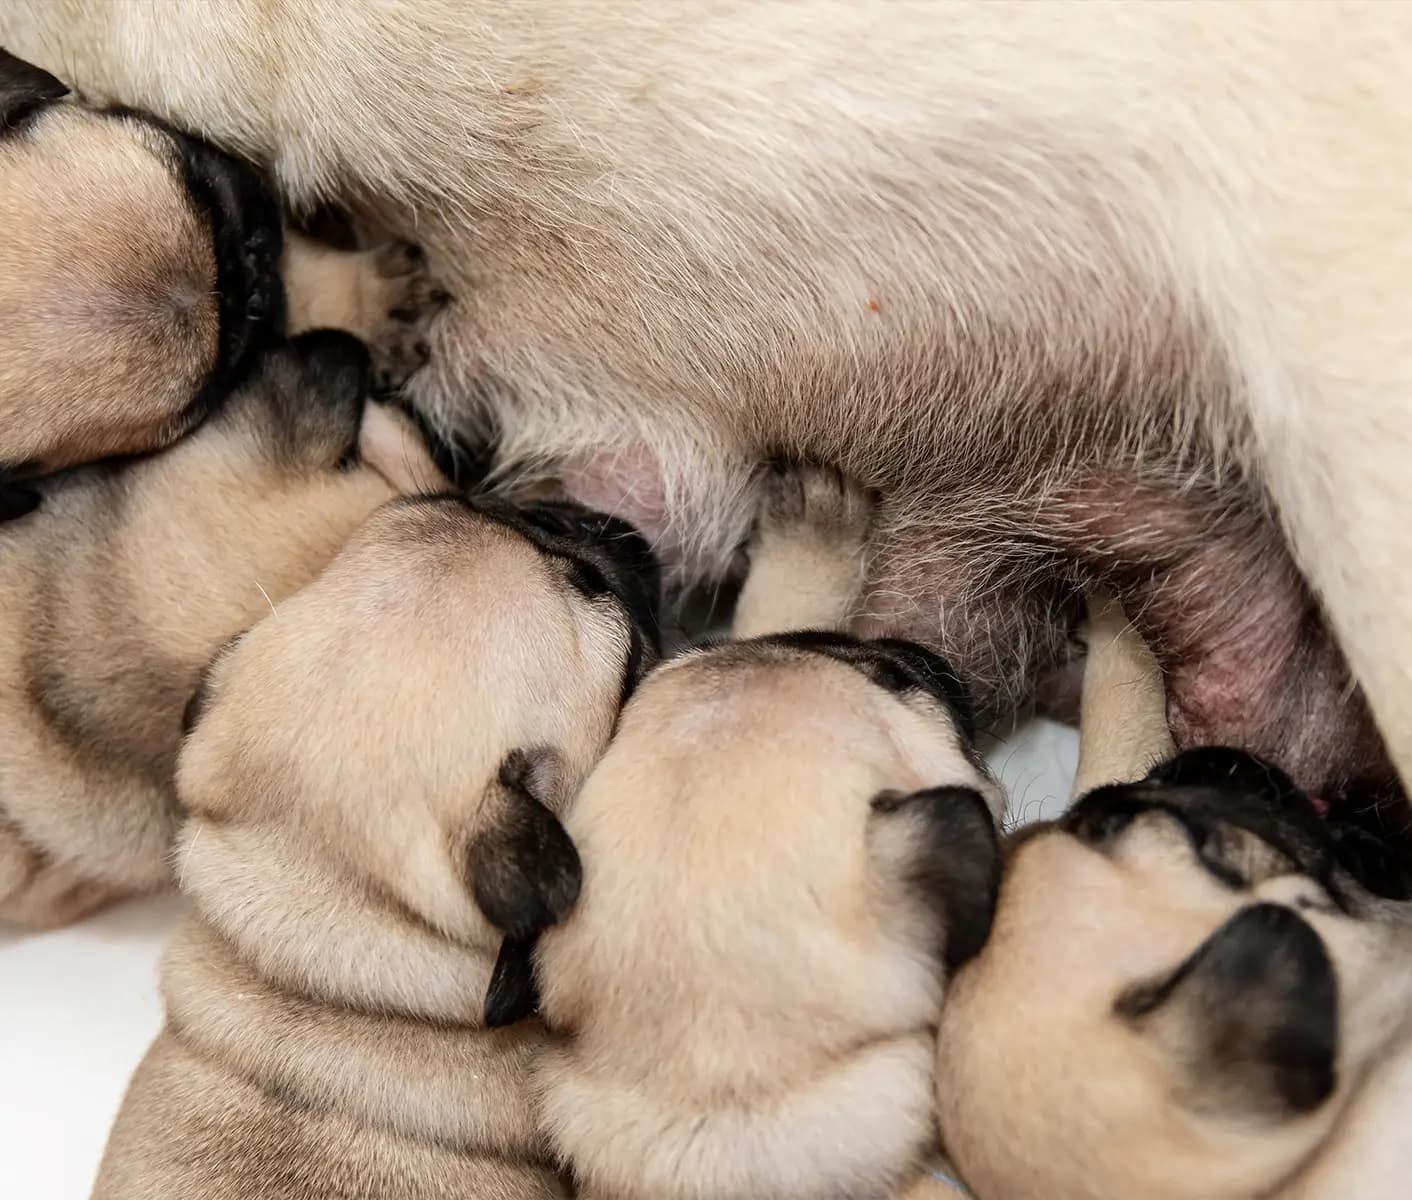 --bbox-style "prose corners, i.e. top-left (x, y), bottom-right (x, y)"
top-left (1070, 591), bottom-right (1175, 800)
top-left (934, 617), bottom-right (1412, 1198)
top-left (0, 71), bottom-right (438, 474)
top-left (5, 3), bottom-right (1408, 795)
top-left (536, 467), bottom-right (1000, 1199)
top-left (0, 343), bottom-right (445, 930)
top-left (96, 494), bottom-right (655, 1197)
